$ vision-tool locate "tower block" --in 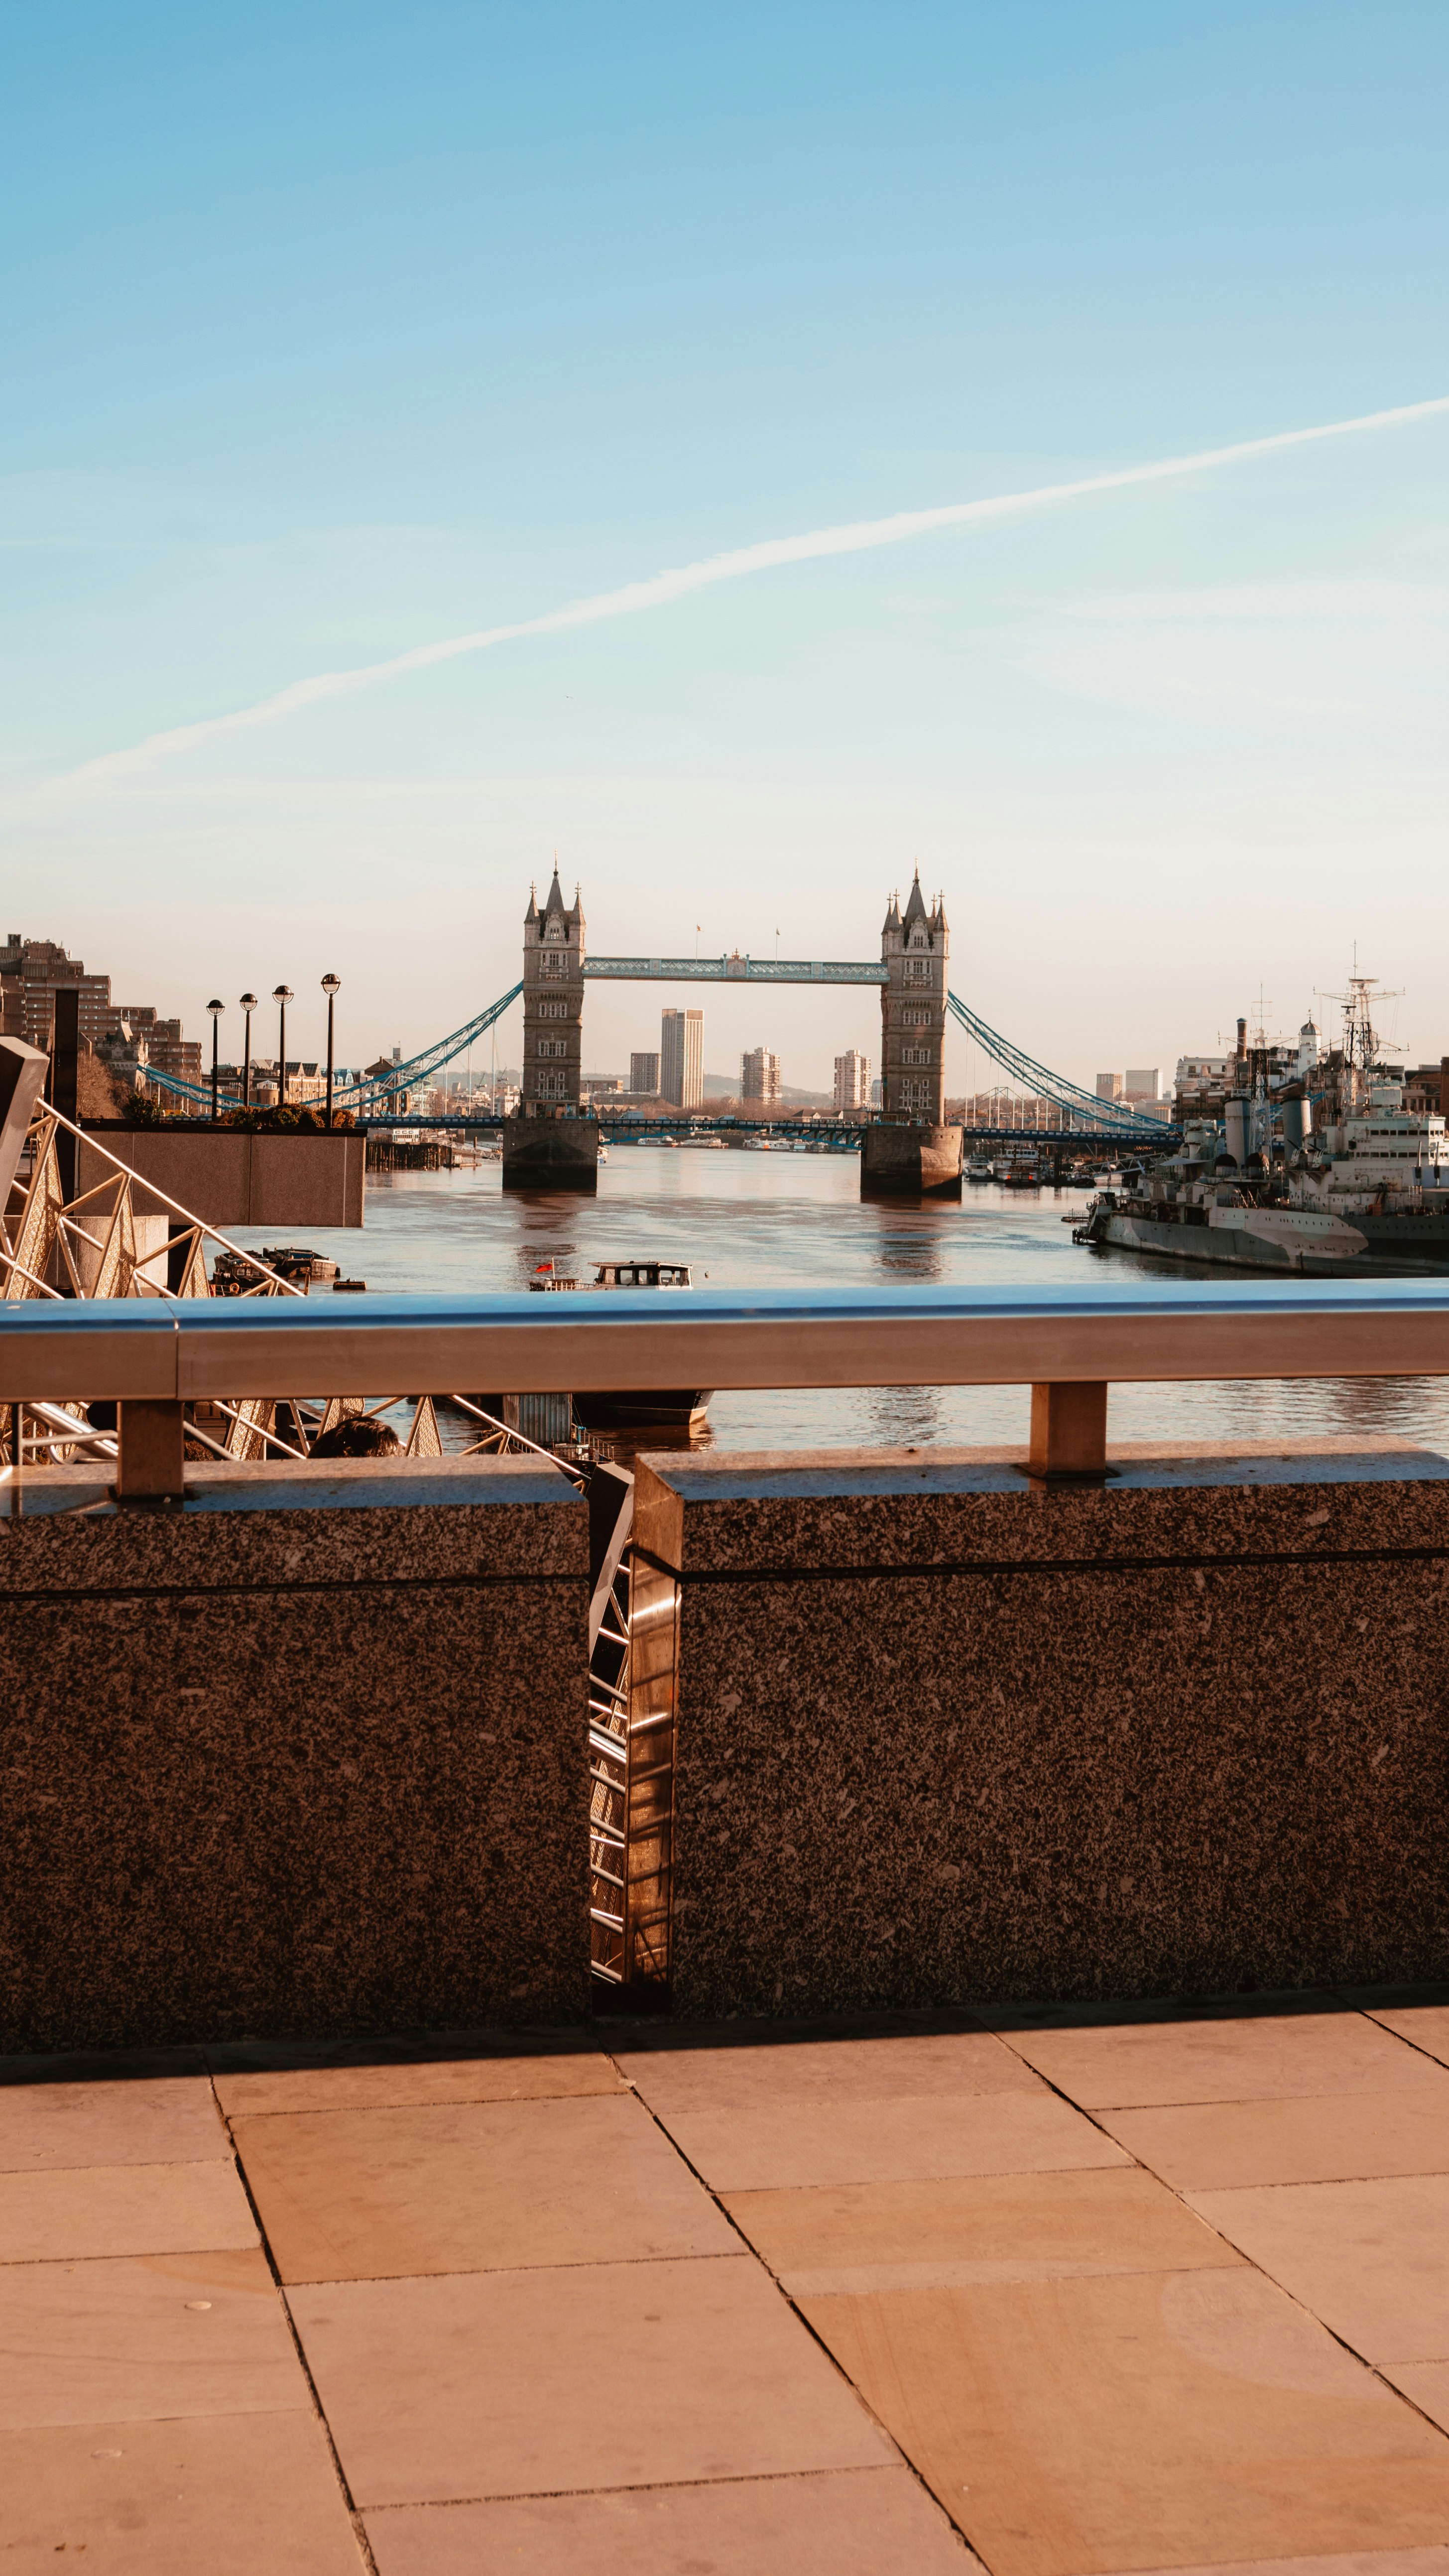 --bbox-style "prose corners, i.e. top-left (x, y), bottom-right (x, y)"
top-left (860, 871), bottom-right (962, 1198)
top-left (502, 867), bottom-right (599, 1192)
